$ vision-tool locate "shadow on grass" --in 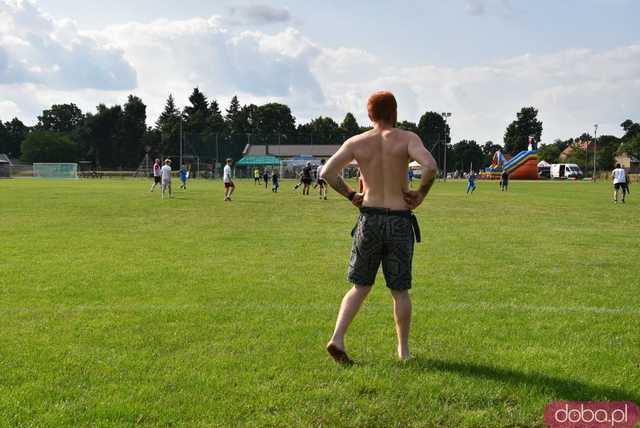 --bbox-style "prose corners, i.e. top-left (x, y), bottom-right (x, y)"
top-left (412, 357), bottom-right (639, 403)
